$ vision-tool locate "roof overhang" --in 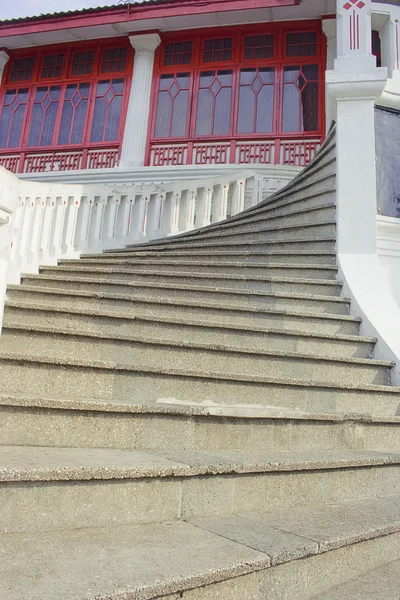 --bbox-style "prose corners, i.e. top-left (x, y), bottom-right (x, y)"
top-left (0, 0), bottom-right (338, 51)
